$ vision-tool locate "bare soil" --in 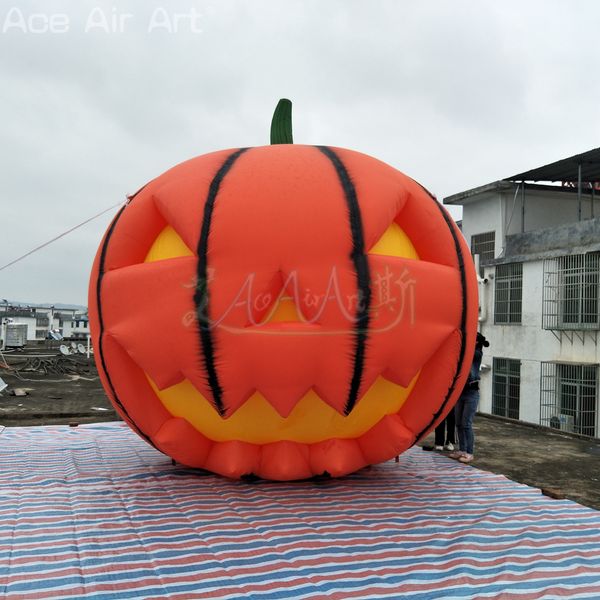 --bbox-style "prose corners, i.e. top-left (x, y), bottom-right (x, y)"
top-left (1, 346), bottom-right (599, 511)
top-left (0, 346), bottom-right (116, 426)
top-left (421, 418), bottom-right (600, 511)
